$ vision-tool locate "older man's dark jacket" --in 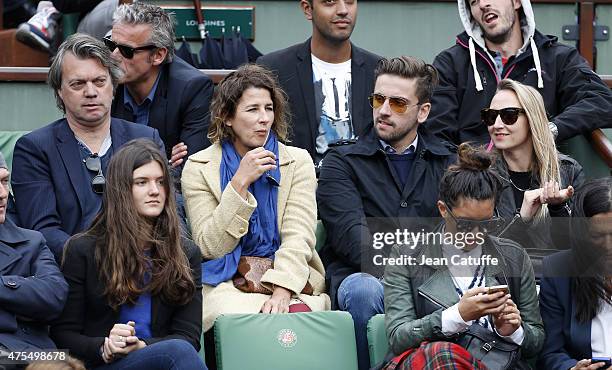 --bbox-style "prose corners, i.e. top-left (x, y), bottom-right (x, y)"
top-left (12, 118), bottom-right (165, 260)
top-left (317, 125), bottom-right (456, 307)
top-left (112, 56), bottom-right (213, 159)
top-left (0, 219), bottom-right (68, 351)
